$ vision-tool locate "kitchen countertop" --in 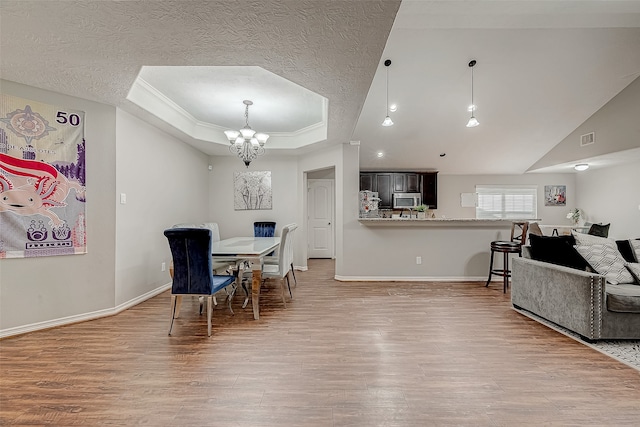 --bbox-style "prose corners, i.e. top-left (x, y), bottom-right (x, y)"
top-left (358, 217), bottom-right (540, 226)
